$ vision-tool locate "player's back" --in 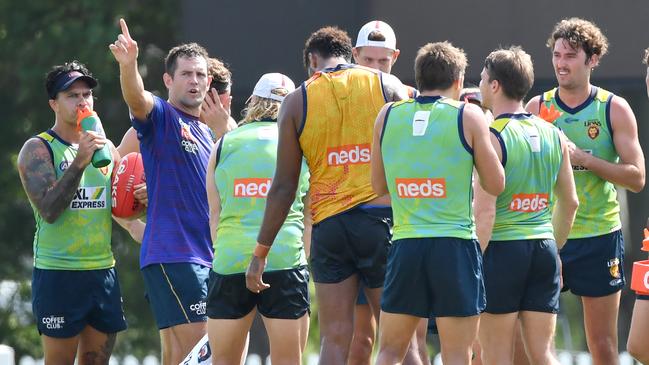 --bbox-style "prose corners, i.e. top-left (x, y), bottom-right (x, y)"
top-left (381, 96), bottom-right (475, 241)
top-left (214, 121), bottom-right (308, 275)
top-left (490, 113), bottom-right (563, 240)
top-left (299, 64), bottom-right (387, 223)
